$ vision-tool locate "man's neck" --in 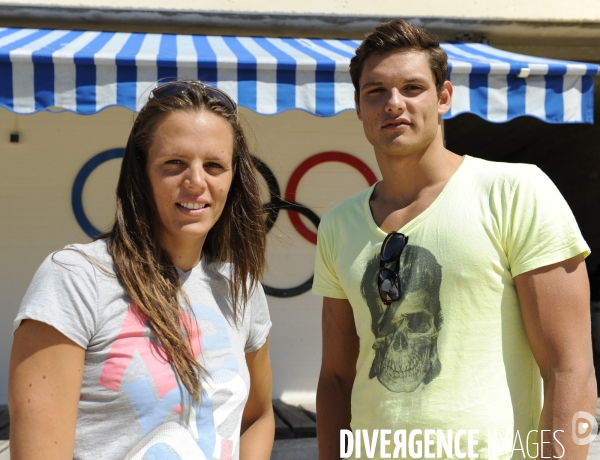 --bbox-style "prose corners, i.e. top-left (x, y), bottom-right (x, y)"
top-left (373, 132), bottom-right (462, 208)
top-left (370, 130), bottom-right (463, 231)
